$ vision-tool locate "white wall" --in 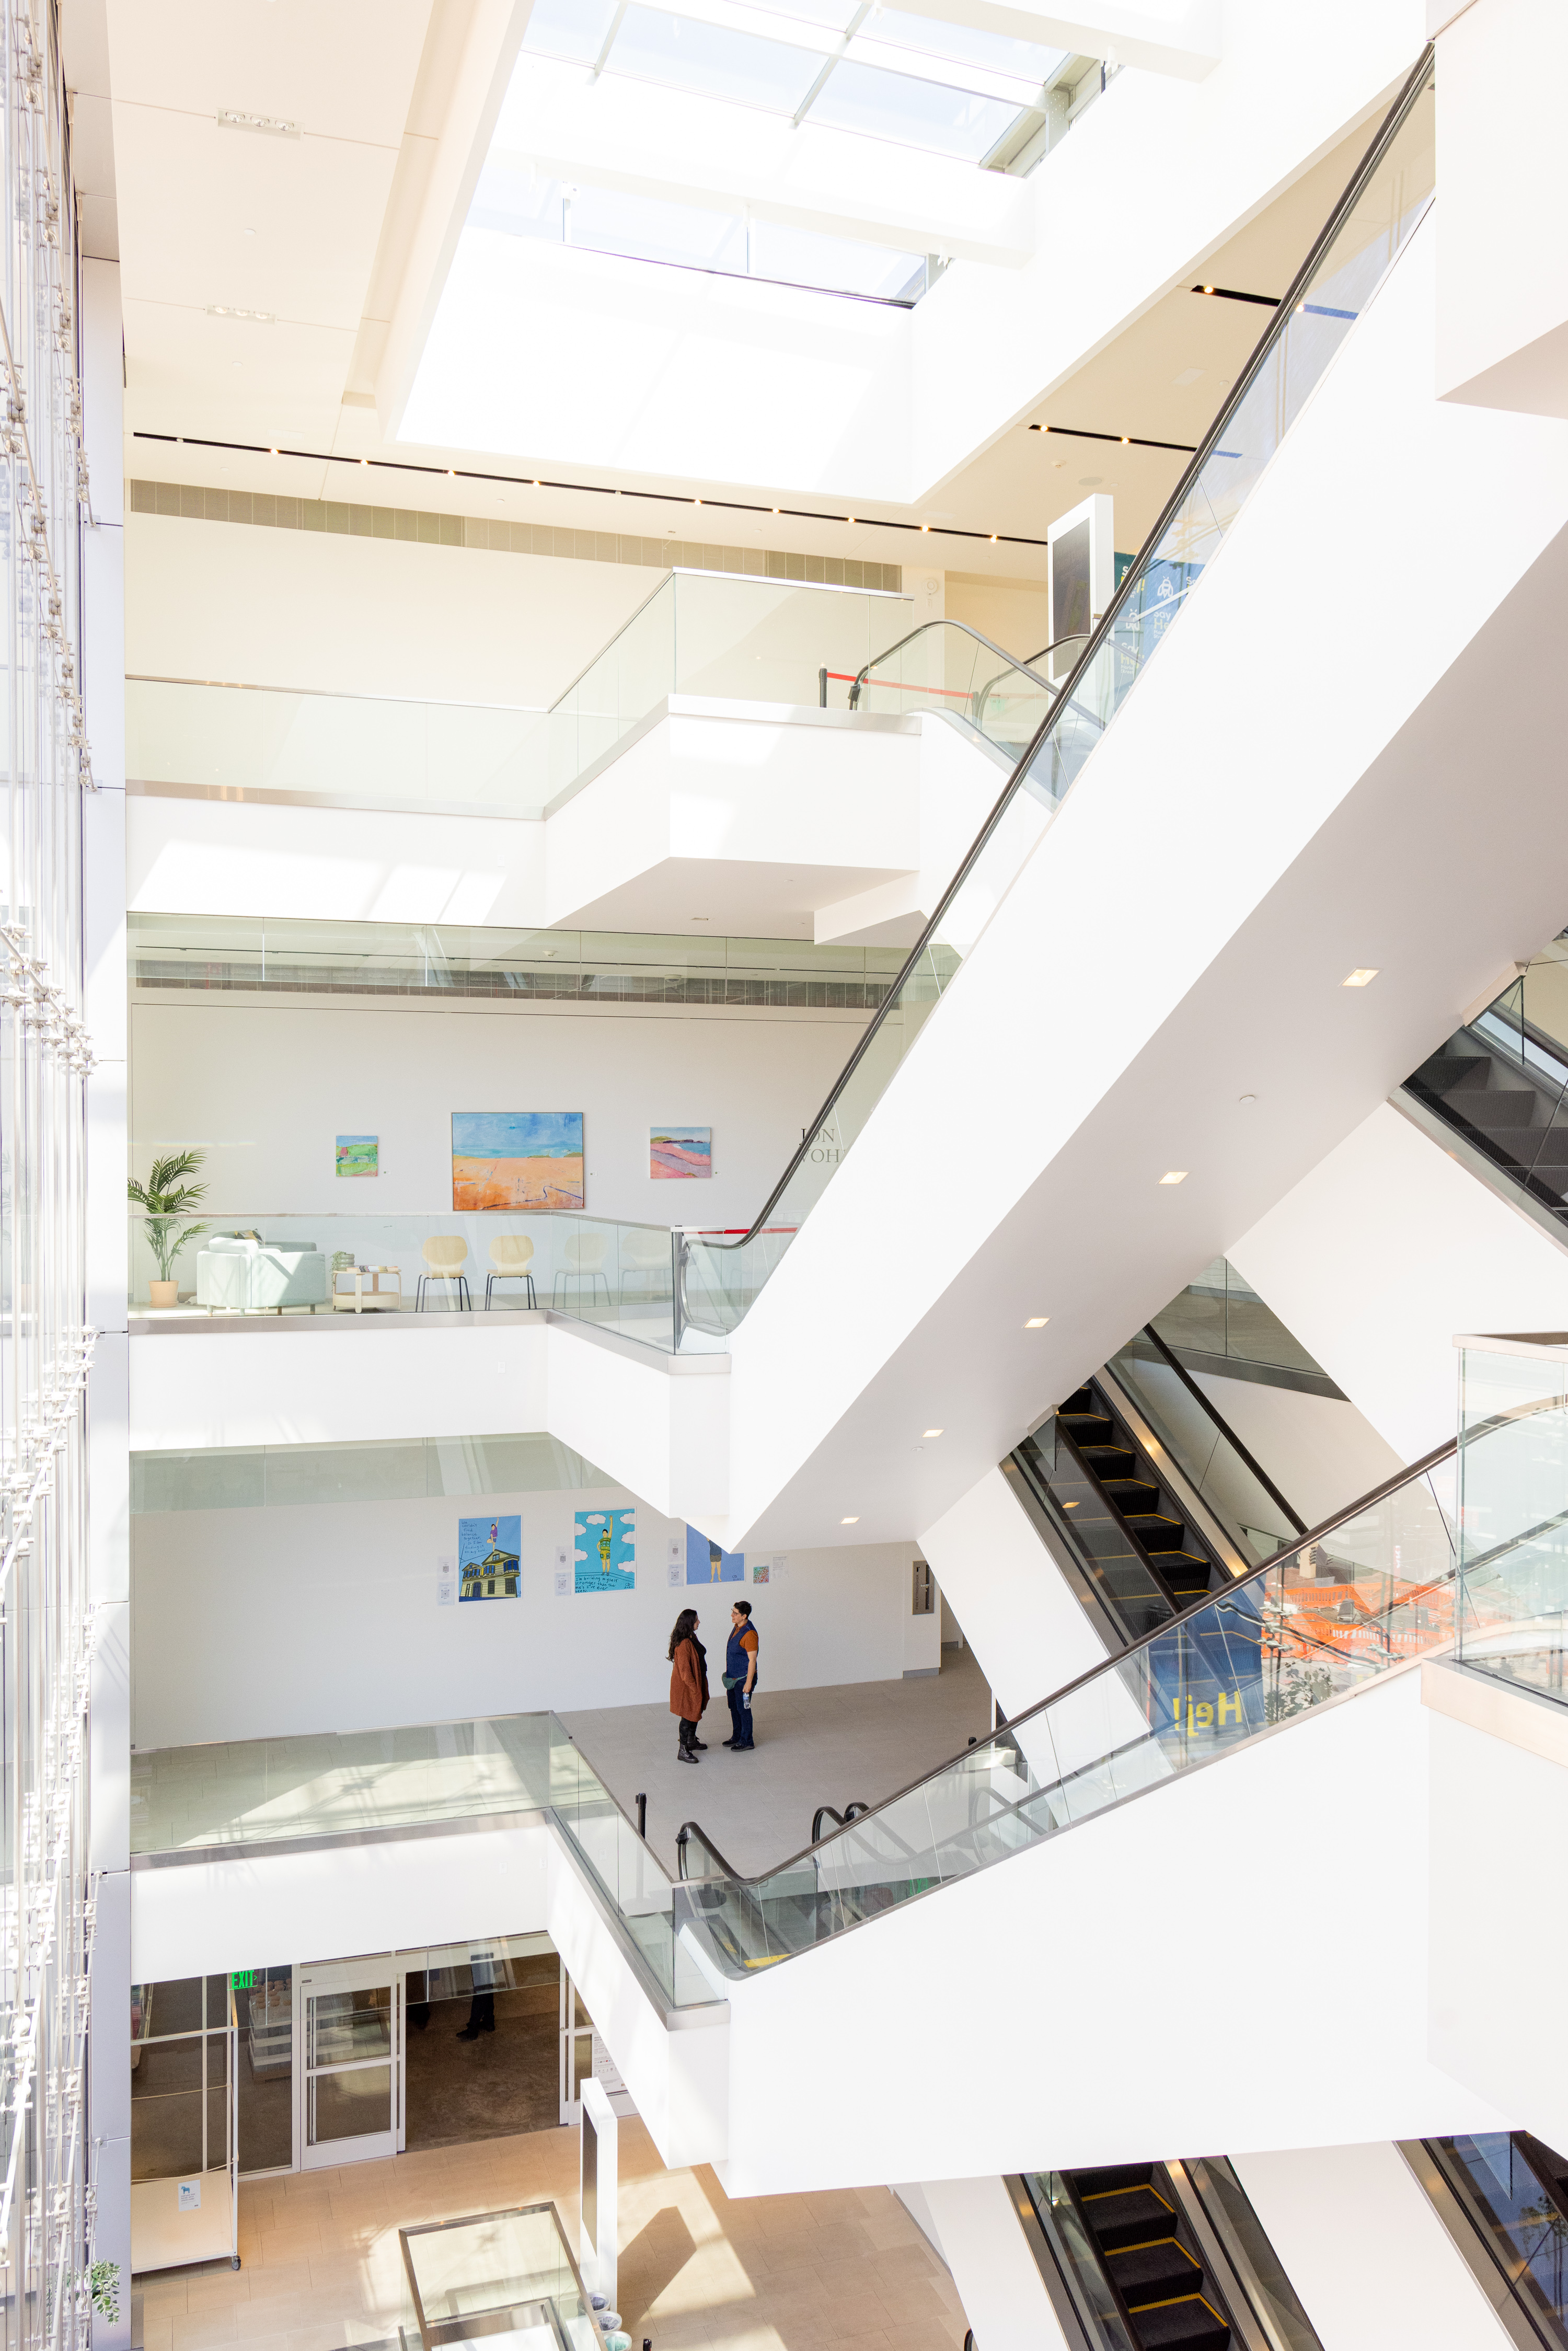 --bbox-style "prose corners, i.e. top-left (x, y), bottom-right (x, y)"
top-left (1232, 2142), bottom-right (1512, 2351)
top-left (126, 512), bottom-right (661, 705)
top-left (918, 1466), bottom-right (1109, 1721)
top-left (1436, 0), bottom-right (1568, 417)
top-left (1228, 1103), bottom-right (1568, 1463)
top-left (130, 995), bottom-right (863, 1230)
top-left (130, 1466), bottom-right (917, 1747)
top-left (918, 2177), bottom-right (1071, 2351)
